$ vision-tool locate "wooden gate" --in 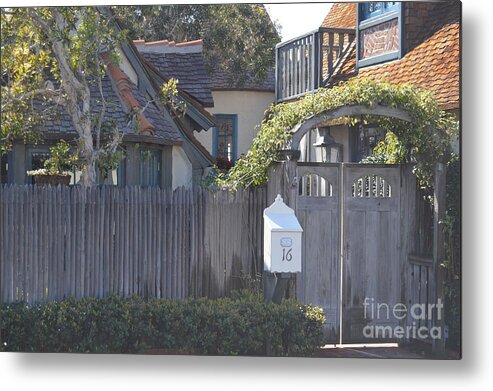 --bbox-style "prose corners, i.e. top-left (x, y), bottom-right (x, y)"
top-left (341, 164), bottom-right (401, 342)
top-left (297, 163), bottom-right (341, 341)
top-left (295, 162), bottom-right (410, 343)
